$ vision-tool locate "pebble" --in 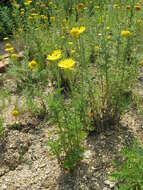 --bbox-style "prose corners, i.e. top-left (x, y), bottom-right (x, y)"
top-left (1, 184), bottom-right (7, 189)
top-left (104, 180), bottom-right (116, 188)
top-left (84, 150), bottom-right (92, 159)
